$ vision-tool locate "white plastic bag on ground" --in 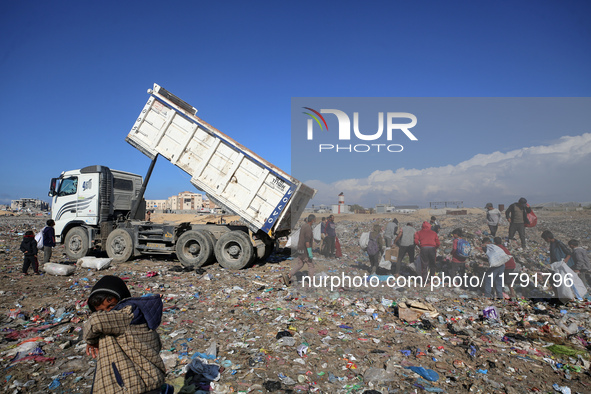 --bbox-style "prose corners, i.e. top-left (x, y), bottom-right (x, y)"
top-left (359, 232), bottom-right (370, 250)
top-left (313, 223), bottom-right (322, 242)
top-left (286, 228), bottom-right (300, 249)
top-left (378, 252), bottom-right (391, 270)
top-left (43, 263), bottom-right (76, 276)
top-left (77, 256), bottom-right (112, 270)
top-left (550, 260), bottom-right (587, 301)
top-left (35, 227), bottom-right (46, 249)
